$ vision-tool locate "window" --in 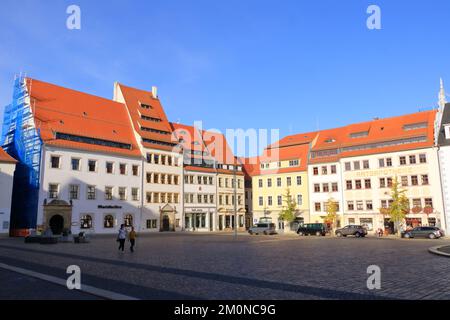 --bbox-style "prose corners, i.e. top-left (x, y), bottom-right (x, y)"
top-left (314, 184), bottom-right (321, 193)
top-left (401, 176), bottom-right (408, 187)
top-left (277, 177), bottom-right (282, 187)
top-left (267, 179), bottom-right (272, 188)
top-left (160, 174), bottom-right (166, 184)
top-left (119, 187), bottom-right (126, 200)
top-left (356, 201), bottom-right (364, 211)
top-left (105, 187), bottom-right (113, 200)
top-left (355, 180), bottom-right (362, 190)
top-left (69, 185), bottom-right (79, 200)
top-left (346, 180), bottom-right (353, 190)
top-left (124, 214), bottom-right (133, 227)
top-left (71, 158), bottom-right (80, 171)
top-left (104, 215), bottom-right (114, 228)
top-left (331, 165), bottom-right (337, 174)
top-left (146, 192), bottom-right (152, 203)
top-left (49, 184), bottom-right (59, 199)
top-left (132, 188), bottom-right (139, 201)
top-left (287, 177), bottom-right (292, 186)
top-left (119, 164), bottom-right (127, 175)
top-left (106, 162), bottom-right (114, 174)
top-left (289, 160), bottom-right (299, 167)
top-left (425, 198), bottom-right (433, 208)
top-left (88, 160), bottom-right (97, 172)
top-left (366, 201), bottom-right (373, 210)
top-left (209, 194), bottom-right (214, 204)
top-left (315, 203), bottom-right (321, 212)
top-left (50, 156), bottom-right (60, 169)
top-left (277, 195), bottom-right (282, 206)
top-left (412, 198), bottom-right (421, 207)
top-left (323, 183), bottom-right (329, 193)
top-left (198, 194), bottom-right (202, 204)
top-left (161, 155), bottom-right (166, 166)
top-left (209, 177), bottom-right (213, 185)
top-left (403, 122), bottom-right (427, 131)
top-left (87, 185), bottom-right (96, 200)
top-left (387, 177), bottom-right (393, 188)
top-left (386, 158), bottom-right (392, 167)
top-left (345, 162), bottom-right (351, 171)
top-left (174, 176), bottom-right (179, 185)
top-left (203, 176), bottom-right (208, 185)
top-left (364, 179), bottom-right (371, 189)
top-left (258, 179), bottom-right (263, 188)
top-left (259, 197), bottom-right (263, 206)
top-left (411, 175), bottom-right (419, 186)
top-left (379, 159), bottom-right (385, 168)
top-left (80, 215), bottom-right (93, 229)
top-left (268, 196), bottom-right (273, 206)
top-left (154, 154), bottom-right (159, 165)
top-left (399, 156), bottom-right (406, 166)
top-left (161, 193), bottom-right (166, 203)
top-left (297, 194), bottom-right (303, 206)
top-left (422, 175), bottom-right (429, 185)
top-left (313, 167), bottom-right (319, 175)
top-left (347, 201), bottom-right (354, 211)
top-left (322, 166), bottom-right (328, 175)
top-left (419, 154), bottom-right (427, 164)
top-left (296, 176), bottom-right (302, 185)
top-left (379, 178), bottom-right (386, 188)
top-left (146, 153), bottom-right (152, 163)
top-left (353, 161), bottom-right (360, 170)
top-left (146, 219), bottom-right (157, 229)
top-left (153, 193), bottom-right (159, 203)
top-left (332, 183), bottom-right (338, 192)
top-left (409, 155), bottom-right (416, 165)
top-left (363, 160), bottom-right (369, 169)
